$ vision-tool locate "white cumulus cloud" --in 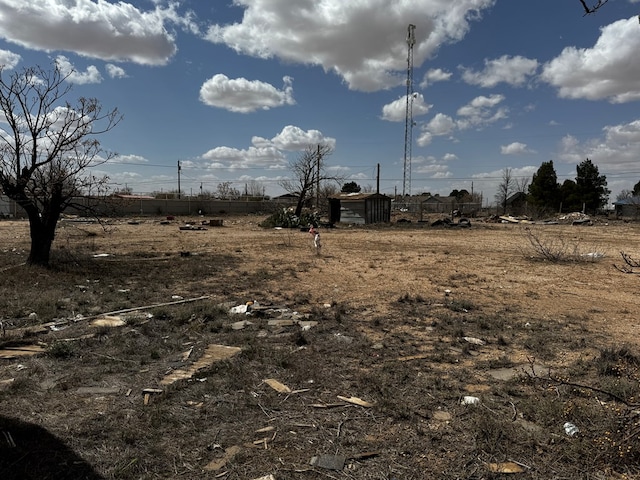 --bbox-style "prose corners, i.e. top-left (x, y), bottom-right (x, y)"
top-left (461, 55), bottom-right (539, 88)
top-left (105, 64), bottom-right (127, 79)
top-left (419, 68), bottom-right (452, 88)
top-left (0, 48), bottom-right (20, 69)
top-left (381, 93), bottom-right (431, 122)
top-left (199, 74), bottom-right (295, 113)
top-left (251, 125), bottom-right (336, 151)
top-left (201, 145), bottom-right (287, 170)
top-left (558, 119), bottom-right (640, 173)
top-left (456, 94), bottom-right (508, 130)
top-left (205, 0), bottom-right (496, 92)
top-left (500, 142), bottom-right (536, 155)
top-left (55, 55), bottom-right (102, 84)
top-left (0, 0), bottom-right (187, 65)
top-left (541, 16), bottom-right (640, 103)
